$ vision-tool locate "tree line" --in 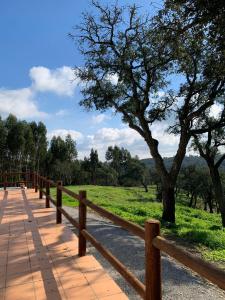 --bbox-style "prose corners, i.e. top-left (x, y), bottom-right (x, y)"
top-left (0, 114), bottom-right (150, 189)
top-left (1, 113), bottom-right (225, 225)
